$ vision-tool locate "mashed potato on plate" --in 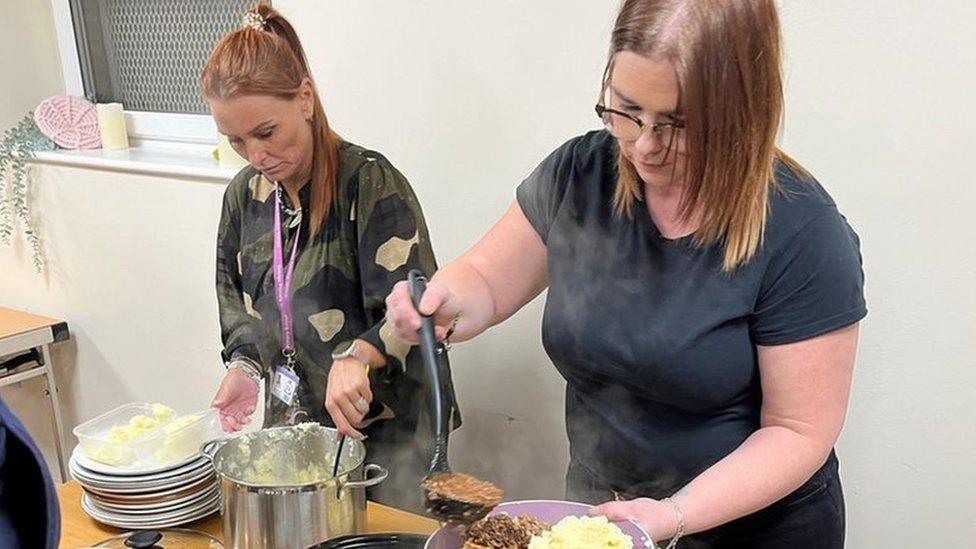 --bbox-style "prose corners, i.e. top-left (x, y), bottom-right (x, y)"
top-left (528, 515), bottom-right (633, 549)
